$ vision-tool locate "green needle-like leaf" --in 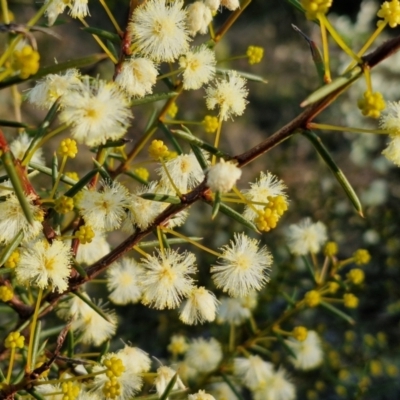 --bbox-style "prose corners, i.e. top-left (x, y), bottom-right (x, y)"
top-left (0, 54), bottom-right (108, 89)
top-left (141, 193), bottom-right (181, 204)
top-left (131, 92), bottom-right (179, 106)
top-left (216, 68), bottom-right (268, 84)
top-left (29, 162), bottom-right (78, 186)
top-left (1, 152), bottom-right (34, 224)
top-left (320, 301), bottom-right (355, 325)
top-left (212, 190), bottom-right (221, 219)
top-left (301, 66), bottom-right (362, 107)
top-left (0, 230), bottom-right (24, 266)
top-left (159, 122), bottom-right (183, 155)
top-left (81, 27), bottom-right (121, 43)
top-left (172, 129), bottom-right (229, 158)
top-left (72, 291), bottom-right (111, 323)
top-left (302, 130), bottom-right (363, 216)
top-left (159, 371), bottom-right (179, 400)
top-left (221, 372), bottom-right (245, 400)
